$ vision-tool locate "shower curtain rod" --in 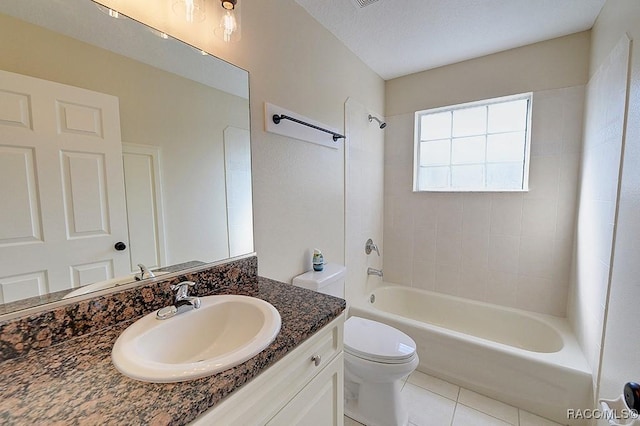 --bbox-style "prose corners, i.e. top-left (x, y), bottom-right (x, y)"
top-left (272, 114), bottom-right (345, 142)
